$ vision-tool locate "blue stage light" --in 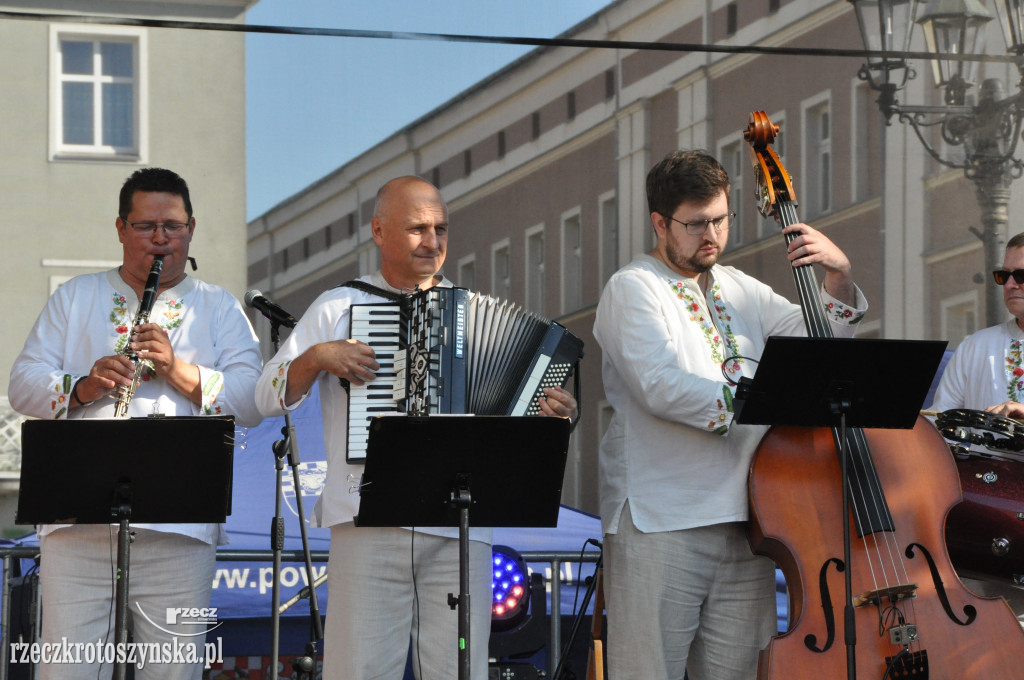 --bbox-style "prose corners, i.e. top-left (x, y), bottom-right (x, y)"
top-left (491, 545), bottom-right (529, 627)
